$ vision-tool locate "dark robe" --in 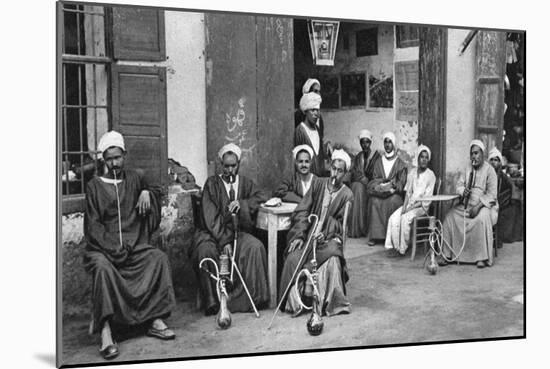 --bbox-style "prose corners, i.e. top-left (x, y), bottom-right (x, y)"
top-left (294, 122), bottom-right (327, 177)
top-left (345, 149), bottom-right (381, 238)
top-left (366, 154), bottom-right (408, 241)
top-left (83, 169), bottom-right (175, 333)
top-left (495, 170), bottom-right (515, 243)
top-left (273, 173), bottom-right (319, 203)
top-left (191, 175), bottom-right (270, 313)
top-left (279, 178), bottom-right (353, 315)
